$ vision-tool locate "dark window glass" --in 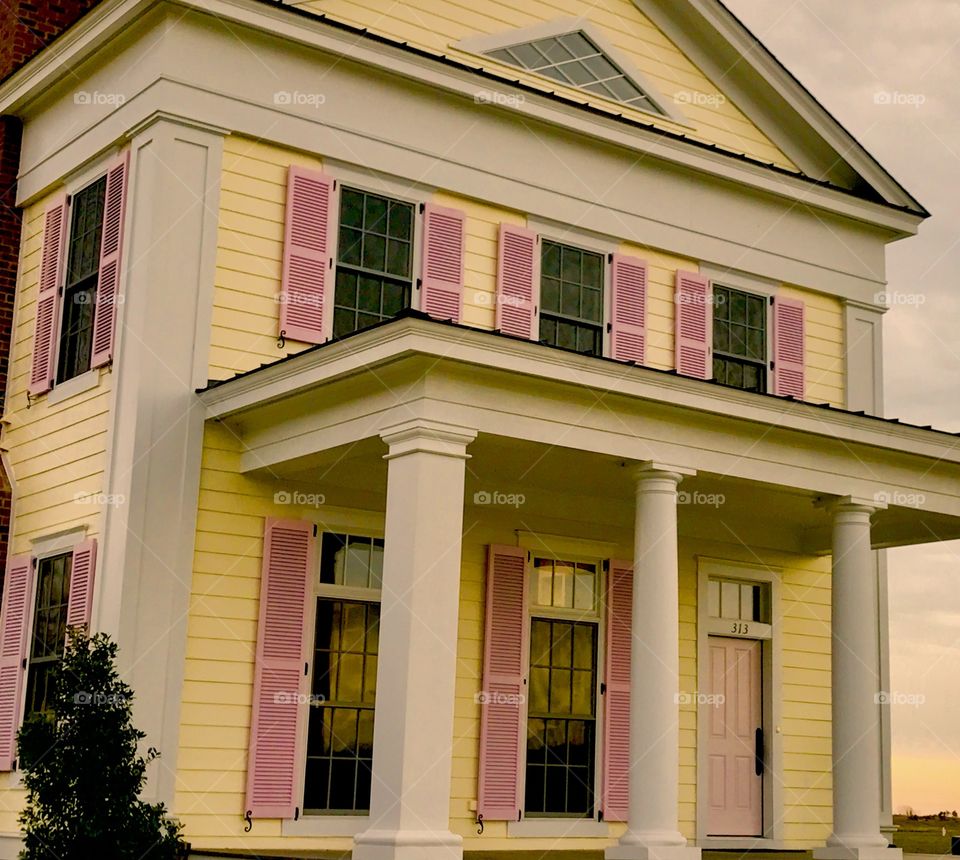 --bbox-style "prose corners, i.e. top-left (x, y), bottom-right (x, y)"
top-left (525, 617), bottom-right (597, 817)
top-left (57, 177), bottom-right (106, 384)
top-left (303, 533), bottom-right (381, 814)
top-left (24, 553), bottom-right (72, 717)
top-left (539, 240), bottom-right (603, 357)
top-left (333, 188), bottom-right (414, 339)
top-left (712, 285), bottom-right (767, 393)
